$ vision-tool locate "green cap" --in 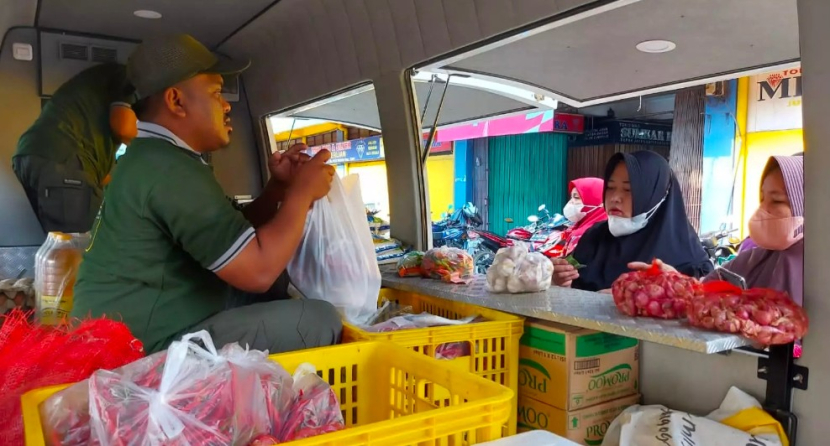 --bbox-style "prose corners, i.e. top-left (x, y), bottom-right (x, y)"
top-left (127, 33), bottom-right (250, 100)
